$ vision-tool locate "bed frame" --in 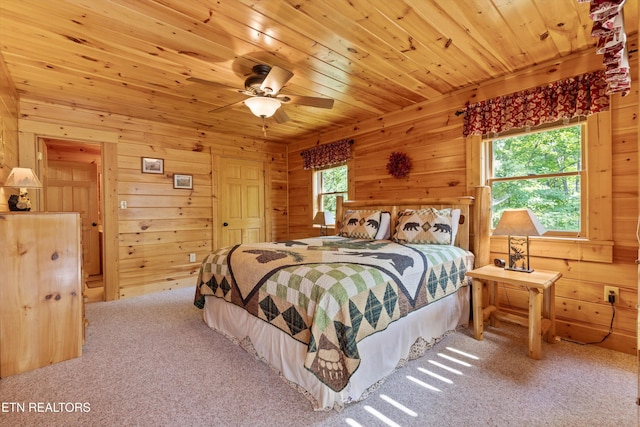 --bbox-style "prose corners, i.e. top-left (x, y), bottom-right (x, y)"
top-left (335, 186), bottom-right (491, 265)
